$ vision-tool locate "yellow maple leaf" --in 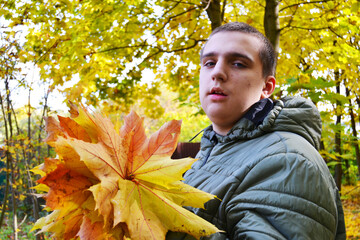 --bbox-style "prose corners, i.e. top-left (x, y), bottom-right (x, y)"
top-left (33, 104), bottom-right (220, 240)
